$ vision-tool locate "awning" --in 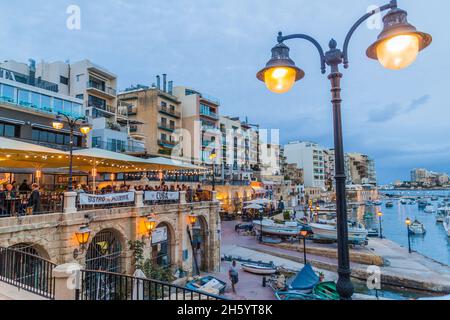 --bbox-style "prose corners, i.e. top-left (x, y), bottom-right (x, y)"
top-left (0, 136), bottom-right (68, 169)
